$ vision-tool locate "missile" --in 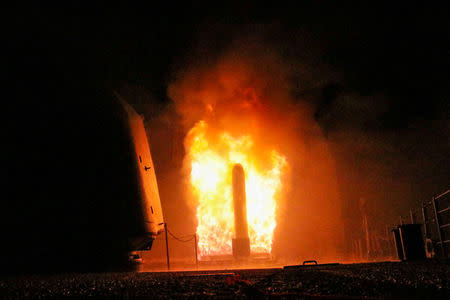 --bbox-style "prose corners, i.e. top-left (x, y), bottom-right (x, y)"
top-left (232, 164), bottom-right (251, 258)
